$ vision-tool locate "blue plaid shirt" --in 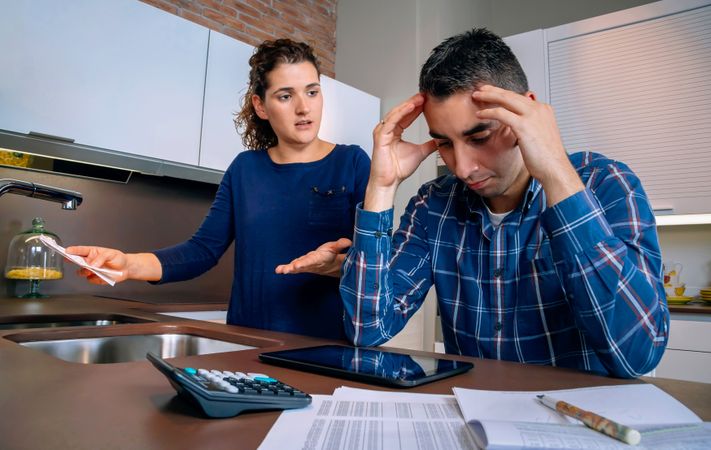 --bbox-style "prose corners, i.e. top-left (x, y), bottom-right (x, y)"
top-left (341, 152), bottom-right (669, 378)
